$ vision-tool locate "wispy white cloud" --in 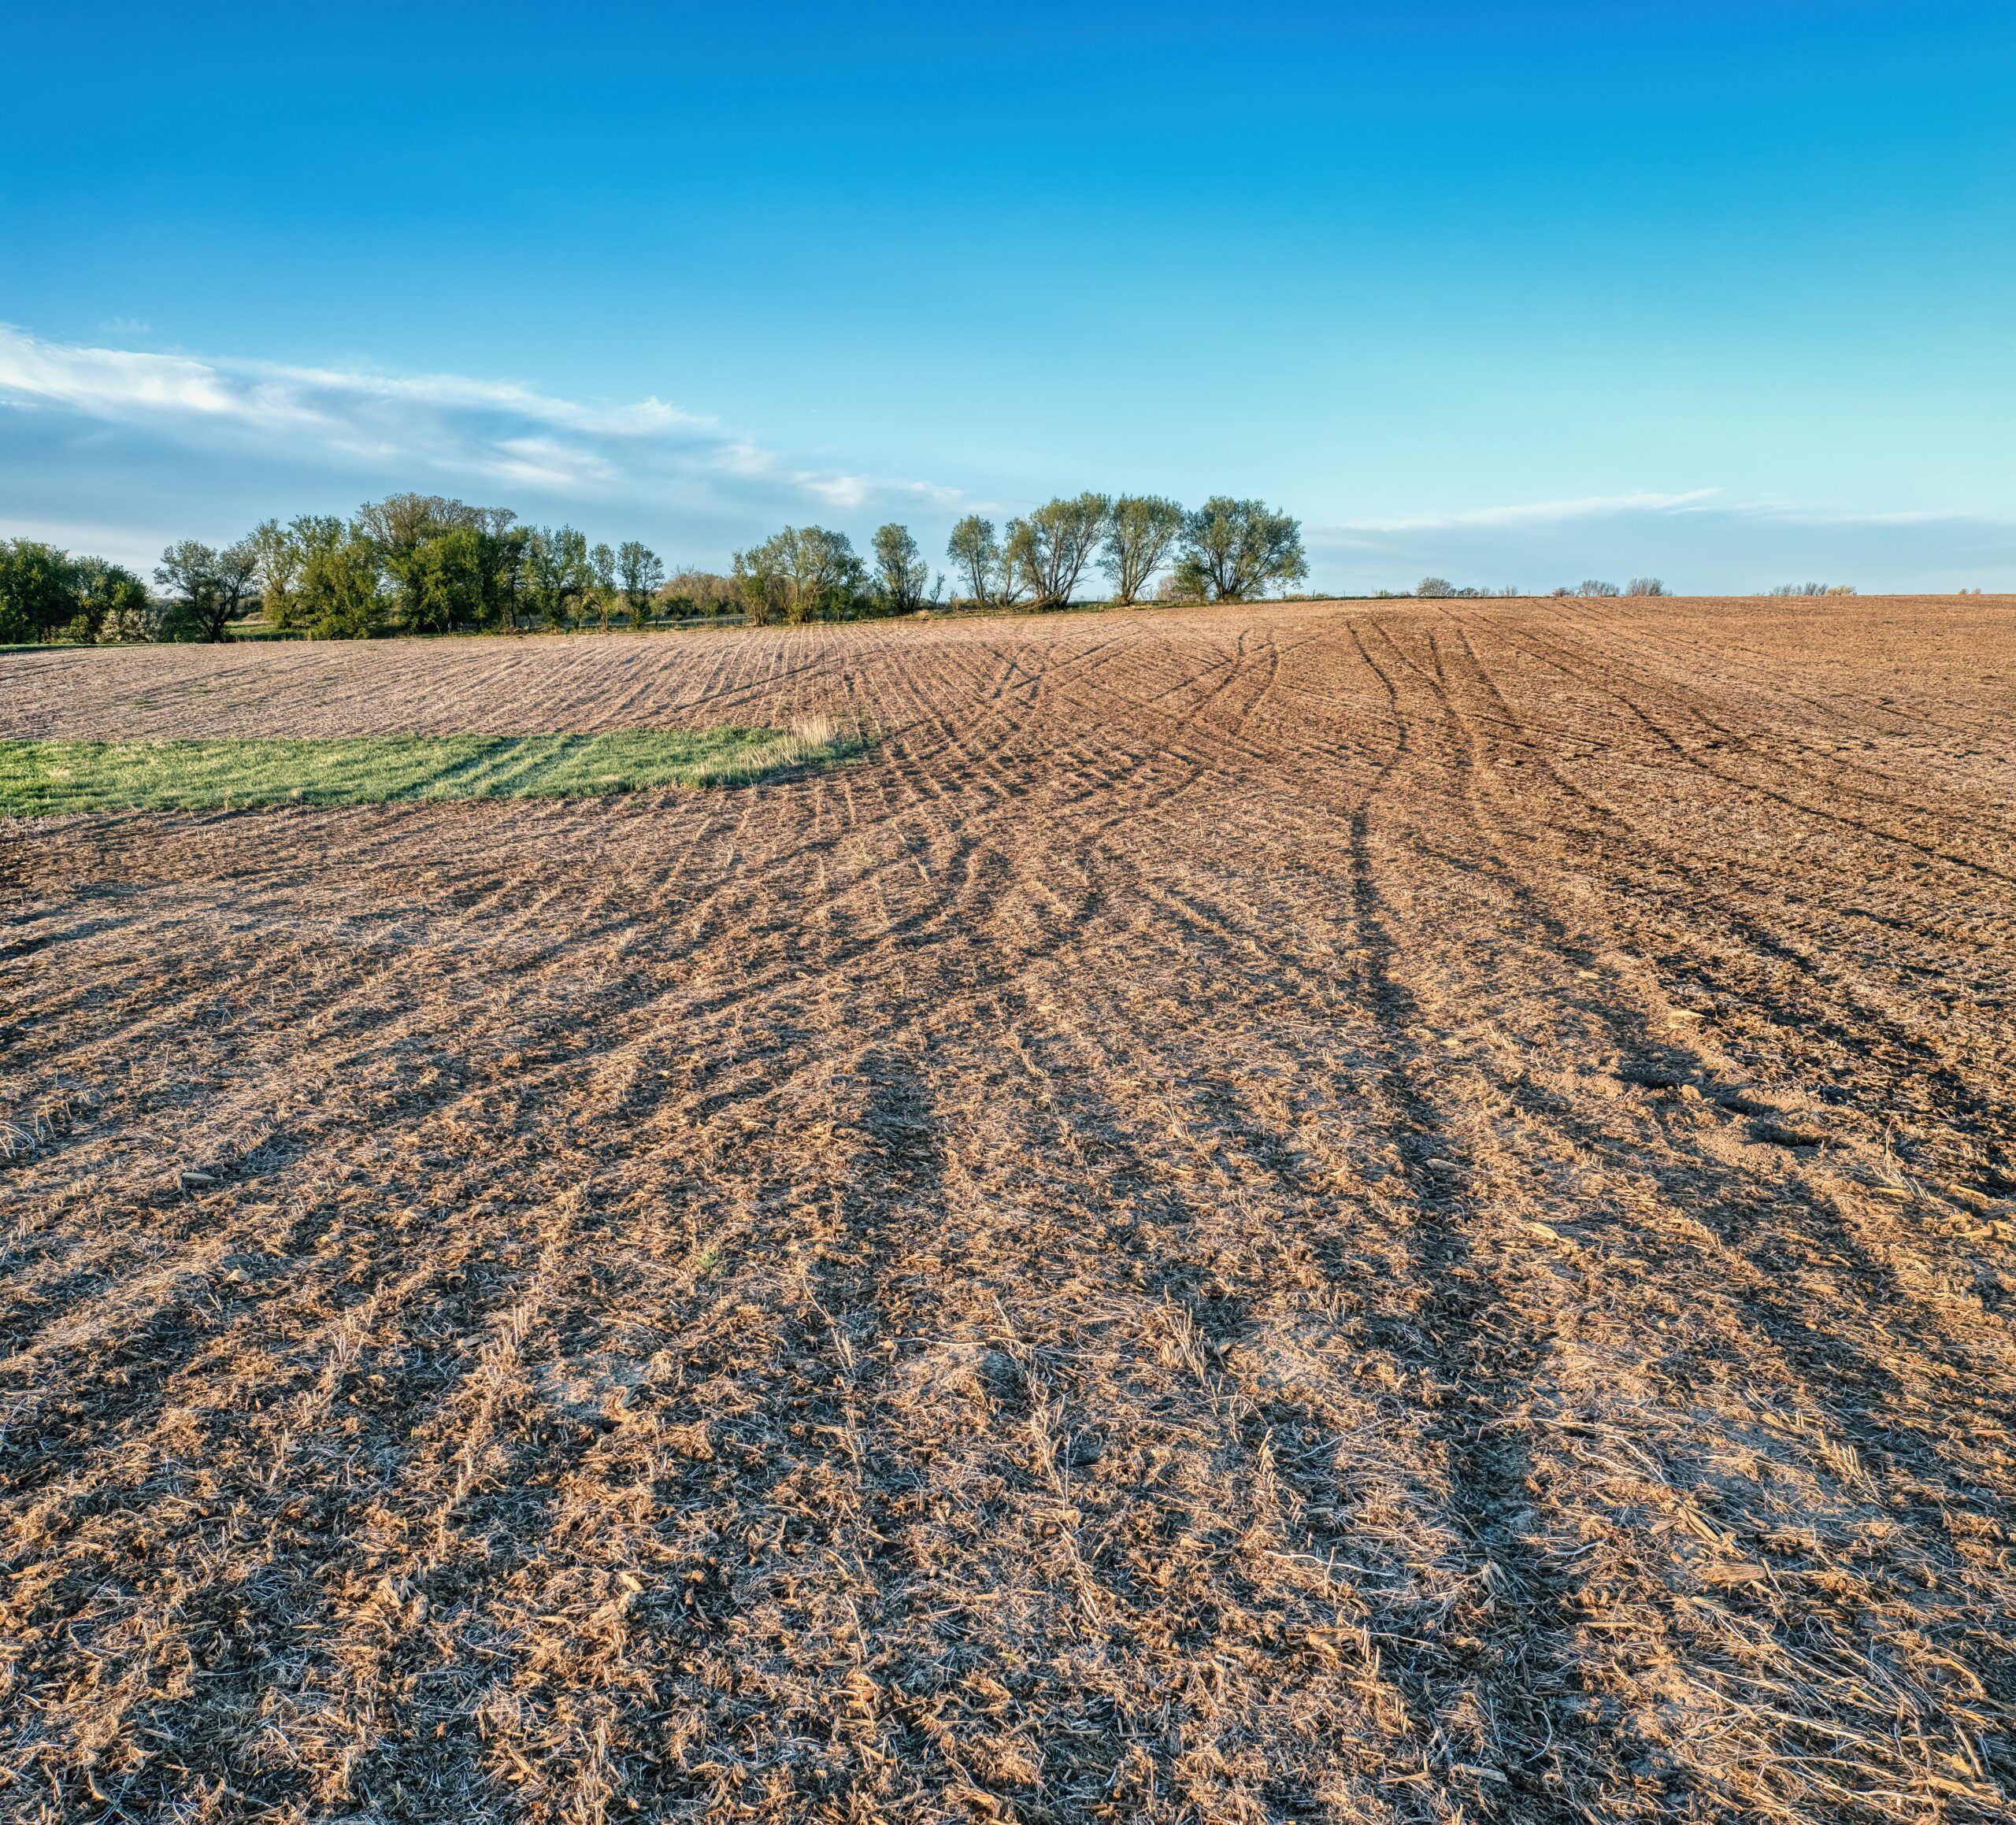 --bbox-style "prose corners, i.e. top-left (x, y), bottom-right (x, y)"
top-left (1328, 489), bottom-right (1722, 539)
top-left (0, 322), bottom-right (949, 517)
